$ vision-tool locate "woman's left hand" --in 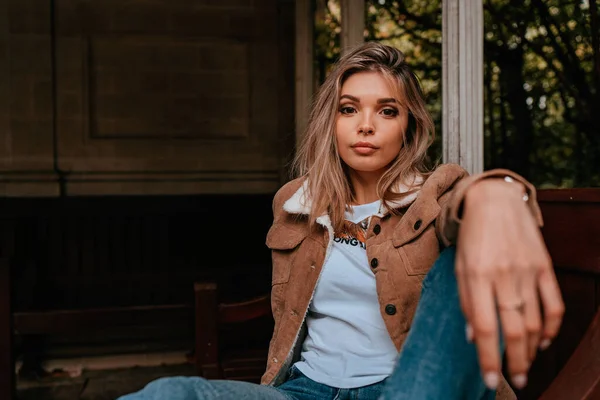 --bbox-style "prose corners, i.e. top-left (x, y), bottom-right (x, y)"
top-left (455, 178), bottom-right (565, 391)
